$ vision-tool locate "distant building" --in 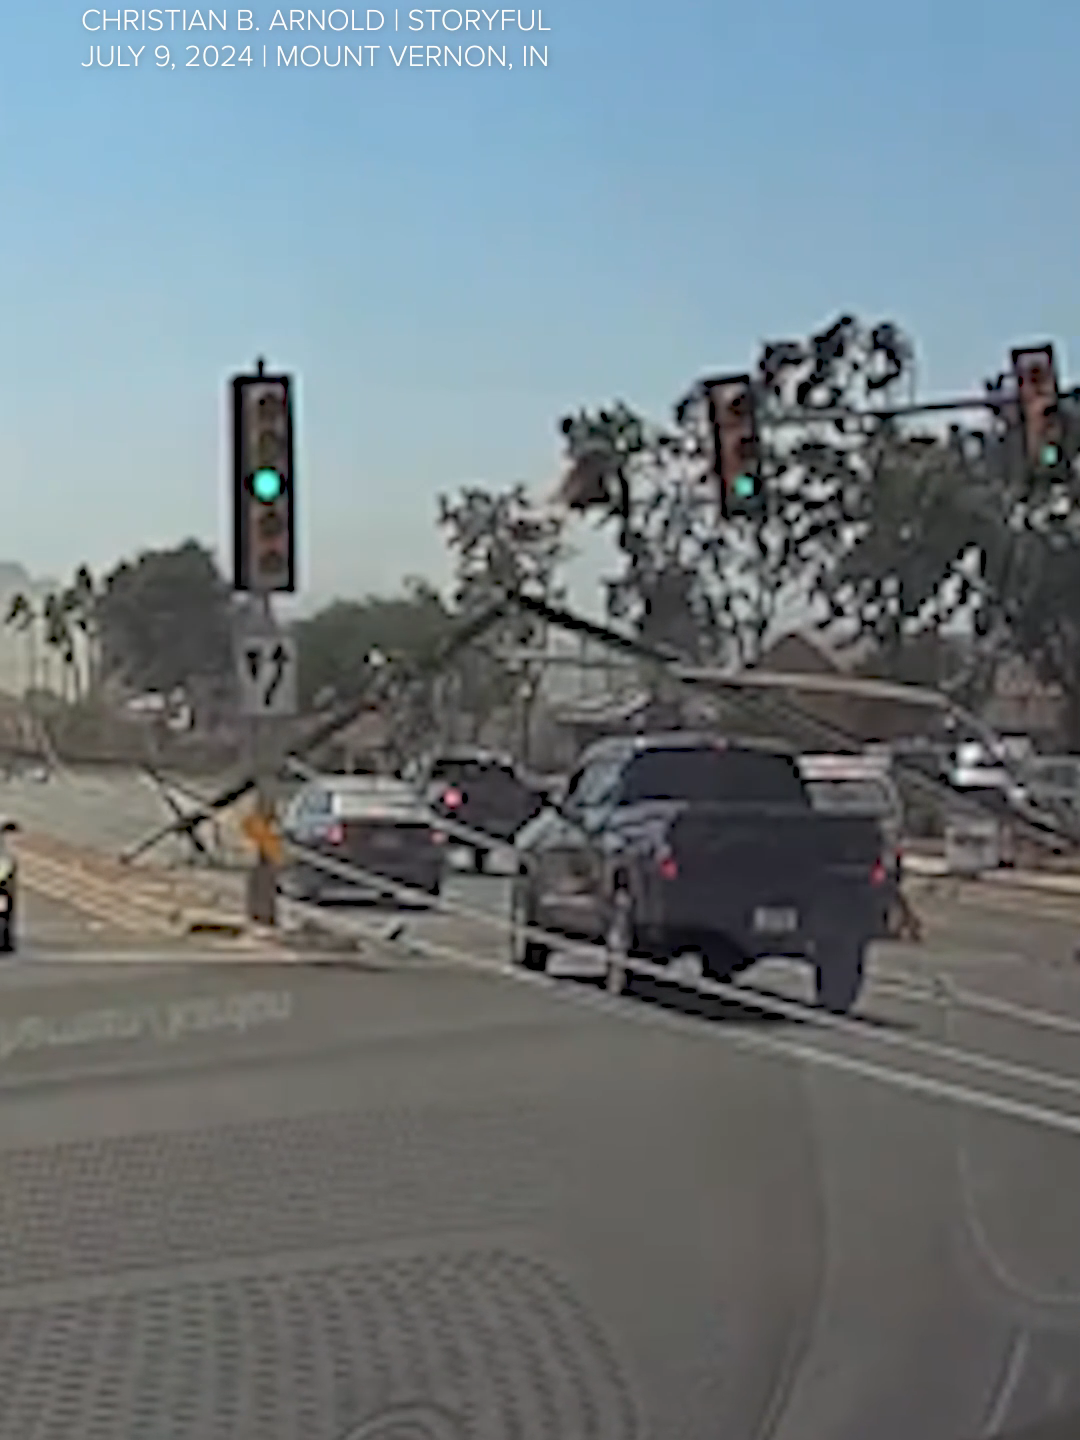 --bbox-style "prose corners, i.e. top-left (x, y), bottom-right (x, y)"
top-left (312, 708), bottom-right (392, 773)
top-left (982, 655), bottom-right (1065, 744)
